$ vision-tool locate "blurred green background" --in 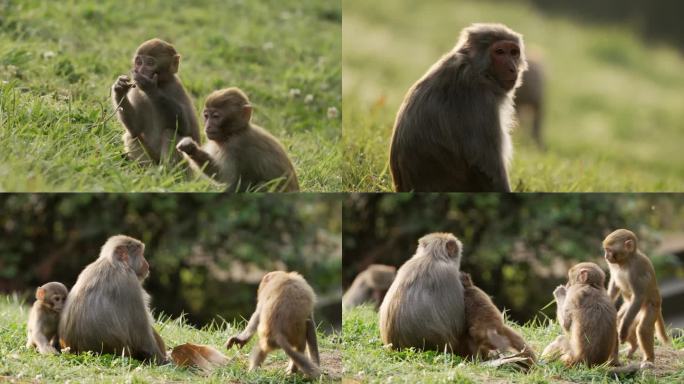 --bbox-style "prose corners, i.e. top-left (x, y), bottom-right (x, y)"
top-left (343, 194), bottom-right (684, 327)
top-left (0, 194), bottom-right (342, 331)
top-left (343, 0), bottom-right (684, 191)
